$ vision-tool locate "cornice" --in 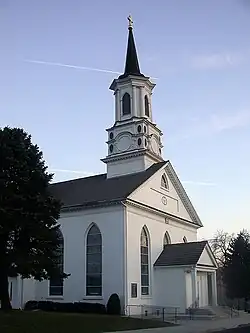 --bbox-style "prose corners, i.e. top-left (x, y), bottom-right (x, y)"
top-left (101, 148), bottom-right (163, 164)
top-left (109, 75), bottom-right (155, 91)
top-left (60, 200), bottom-right (121, 214)
top-left (165, 163), bottom-right (203, 227)
top-left (106, 118), bottom-right (162, 135)
top-left (125, 198), bottom-right (201, 229)
top-left (59, 197), bottom-right (200, 229)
